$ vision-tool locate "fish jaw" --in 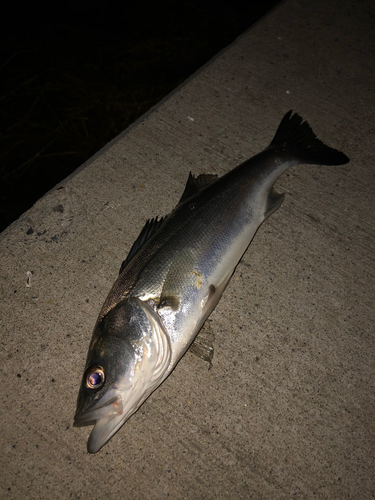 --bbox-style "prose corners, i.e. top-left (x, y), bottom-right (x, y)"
top-left (74, 298), bottom-right (172, 453)
top-left (73, 388), bottom-right (125, 453)
top-left (73, 381), bottom-right (150, 454)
